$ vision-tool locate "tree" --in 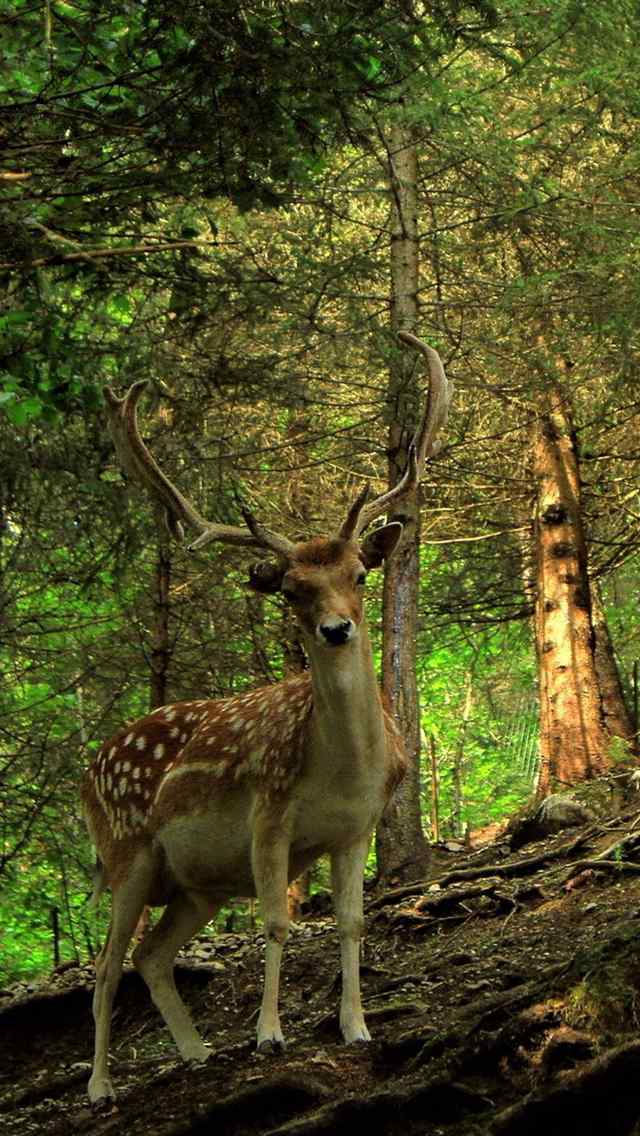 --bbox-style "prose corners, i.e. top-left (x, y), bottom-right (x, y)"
top-left (376, 120), bottom-right (431, 883)
top-left (532, 371), bottom-right (609, 792)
